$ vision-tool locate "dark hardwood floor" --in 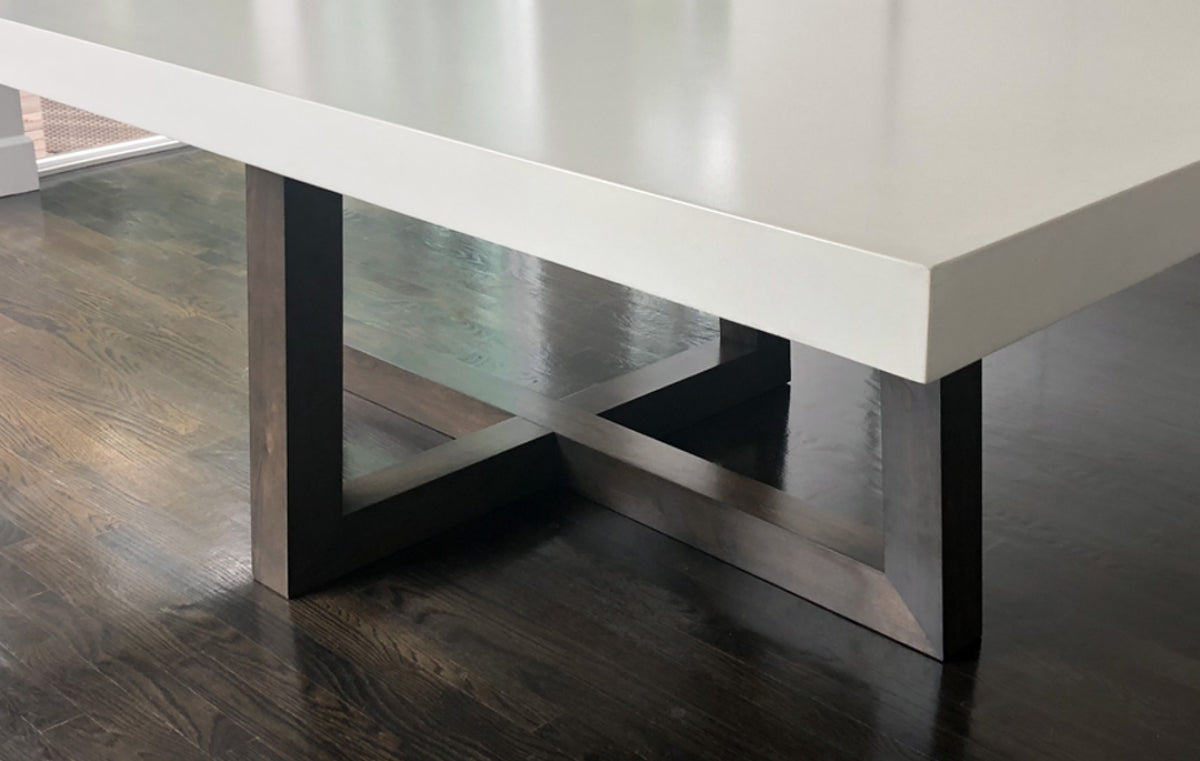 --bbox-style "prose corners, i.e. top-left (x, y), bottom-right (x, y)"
top-left (0, 149), bottom-right (1198, 760)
